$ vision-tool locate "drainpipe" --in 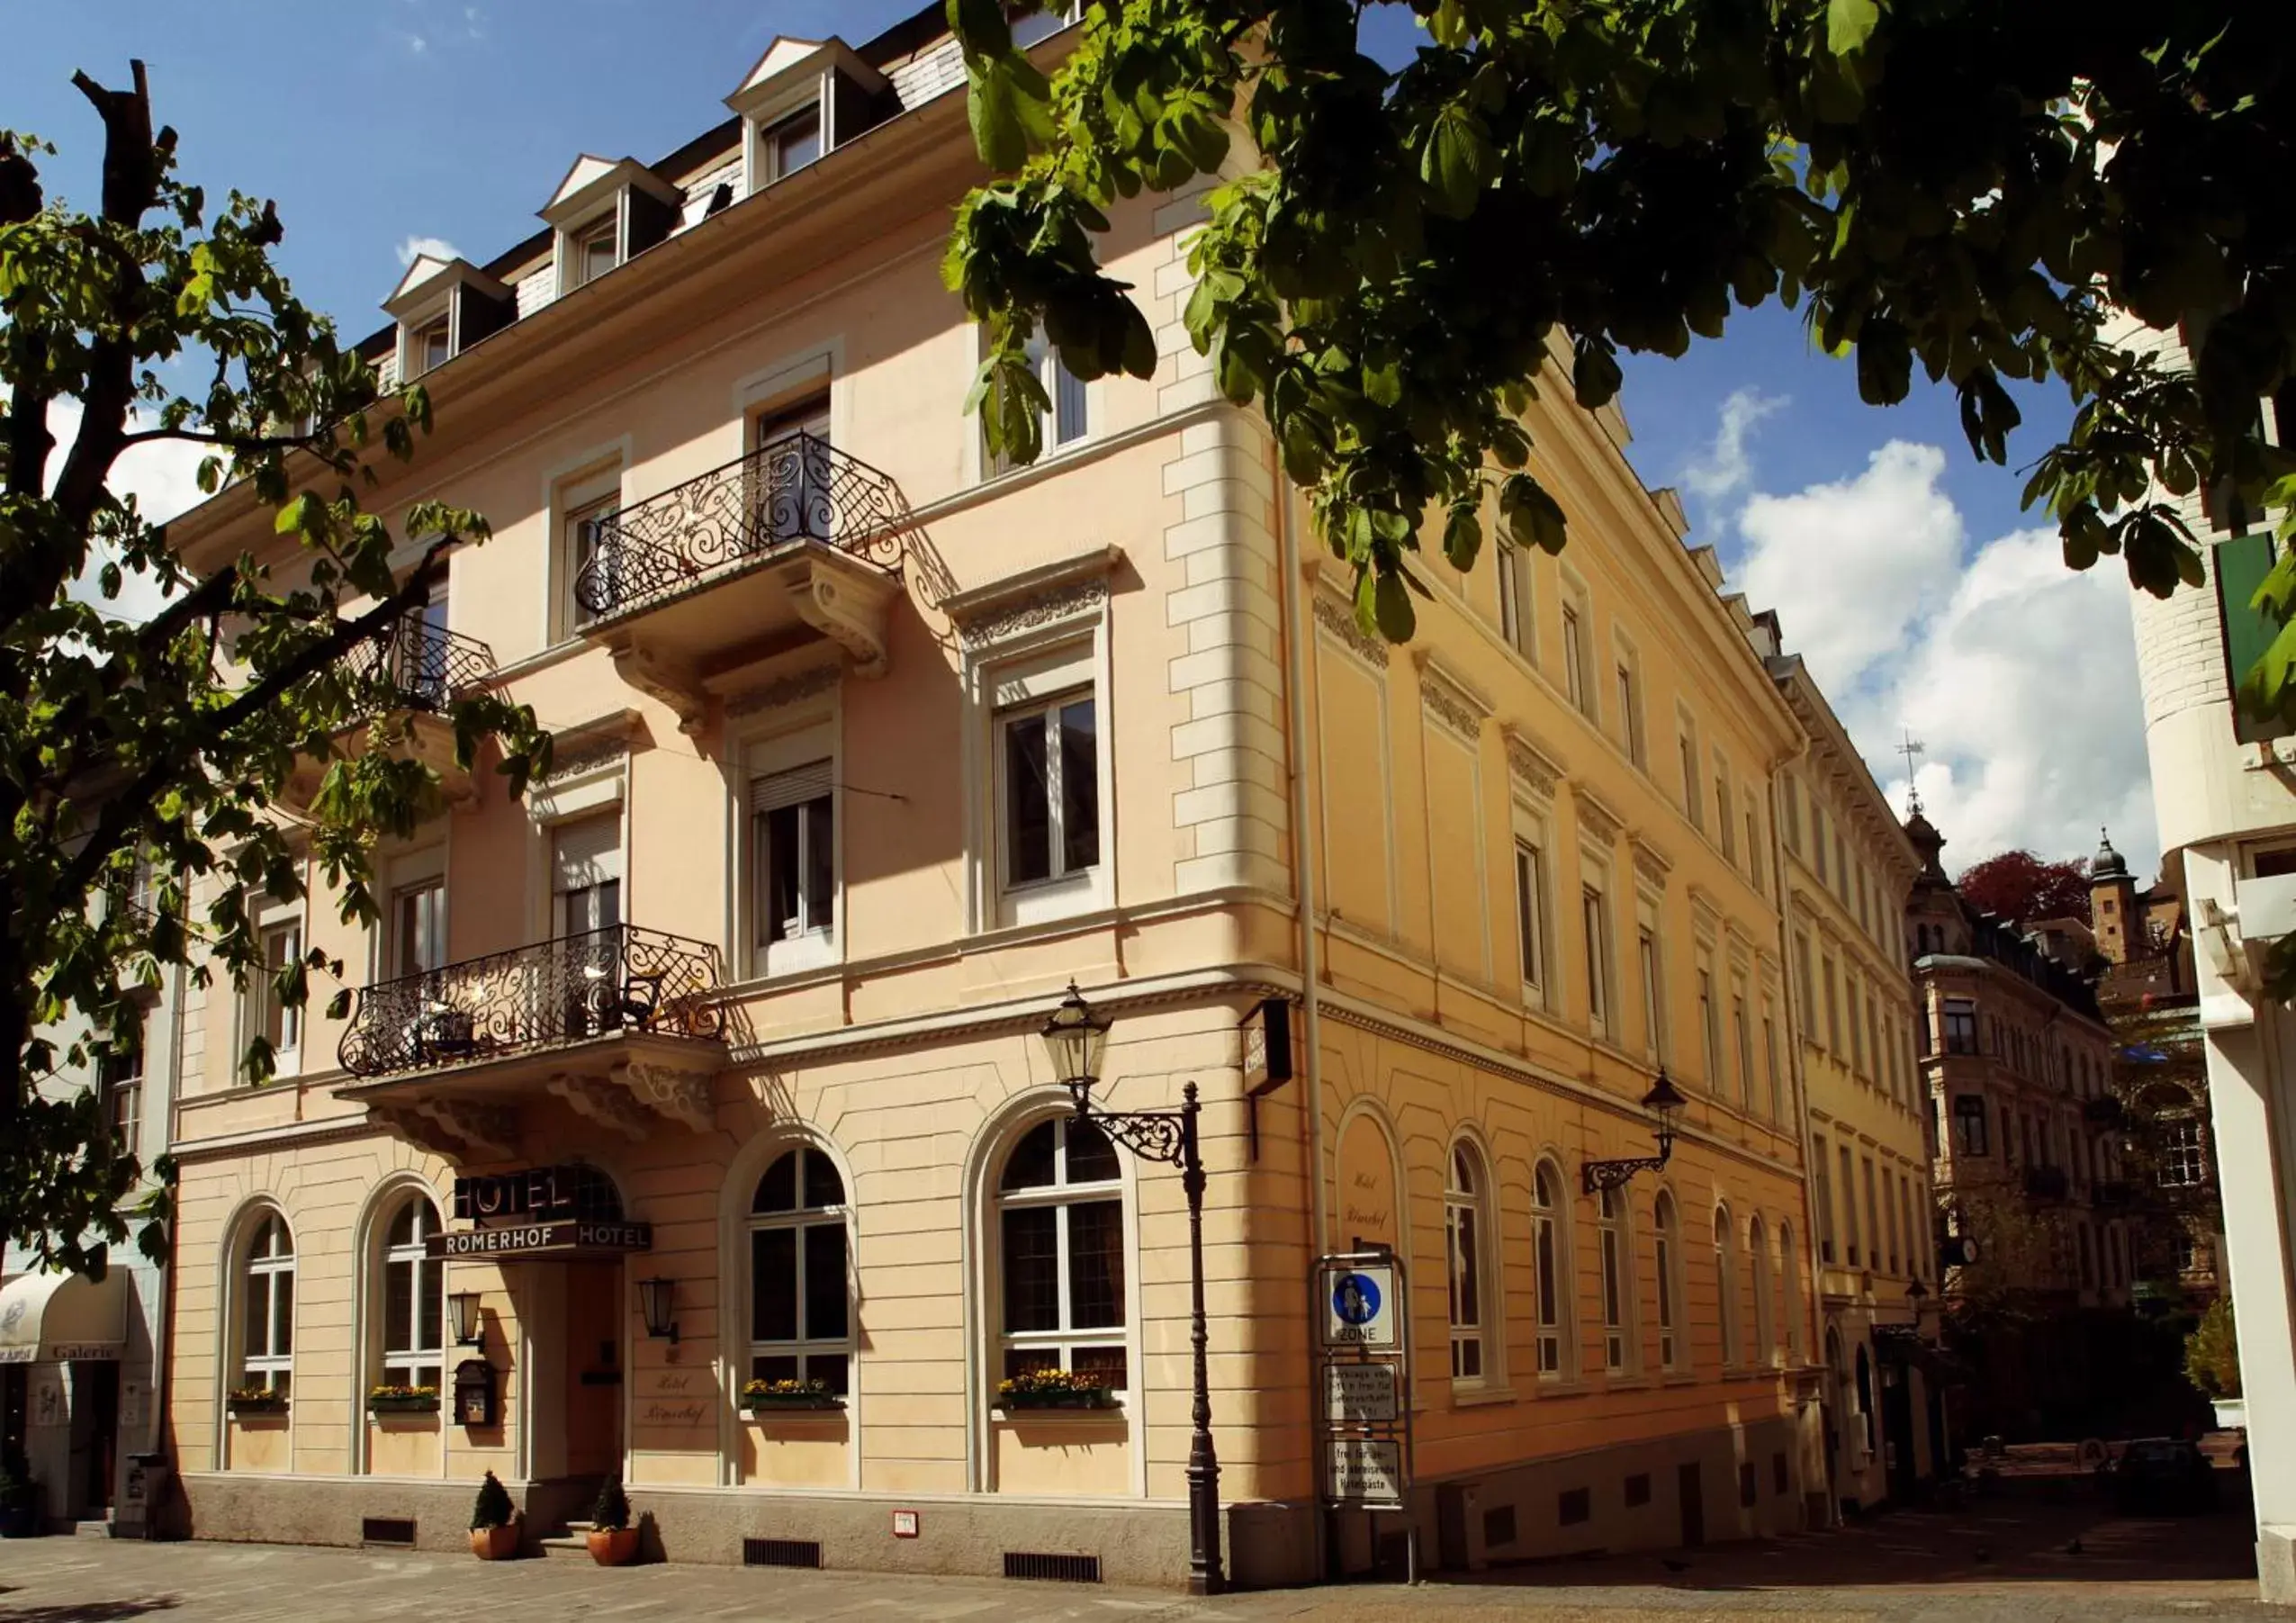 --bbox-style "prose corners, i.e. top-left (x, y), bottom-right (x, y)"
top-left (1274, 436), bottom-right (1328, 1580)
